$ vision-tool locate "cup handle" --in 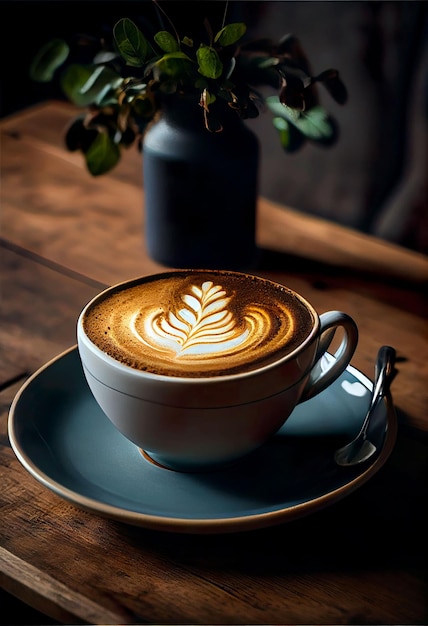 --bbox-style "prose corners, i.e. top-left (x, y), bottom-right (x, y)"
top-left (300, 311), bottom-right (359, 402)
